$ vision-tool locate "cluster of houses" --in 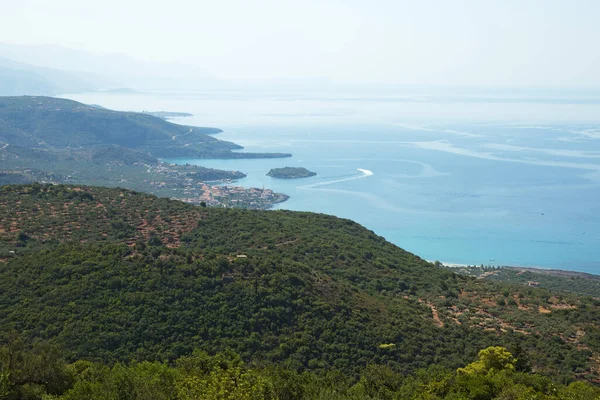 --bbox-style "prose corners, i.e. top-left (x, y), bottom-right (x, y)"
top-left (178, 184), bottom-right (287, 209)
